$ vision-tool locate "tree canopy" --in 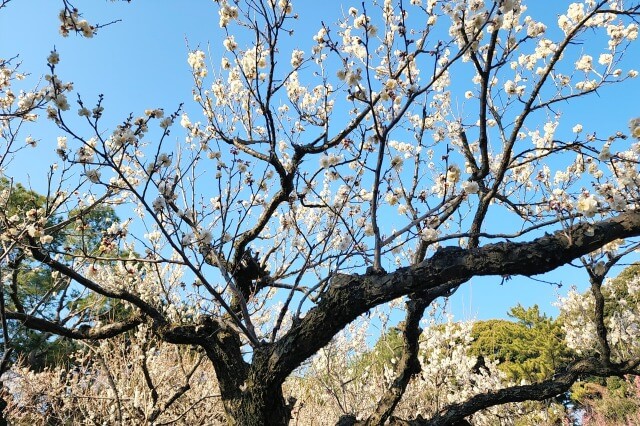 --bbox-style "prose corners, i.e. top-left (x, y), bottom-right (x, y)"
top-left (0, 178), bottom-right (120, 370)
top-left (2, 0), bottom-right (640, 424)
